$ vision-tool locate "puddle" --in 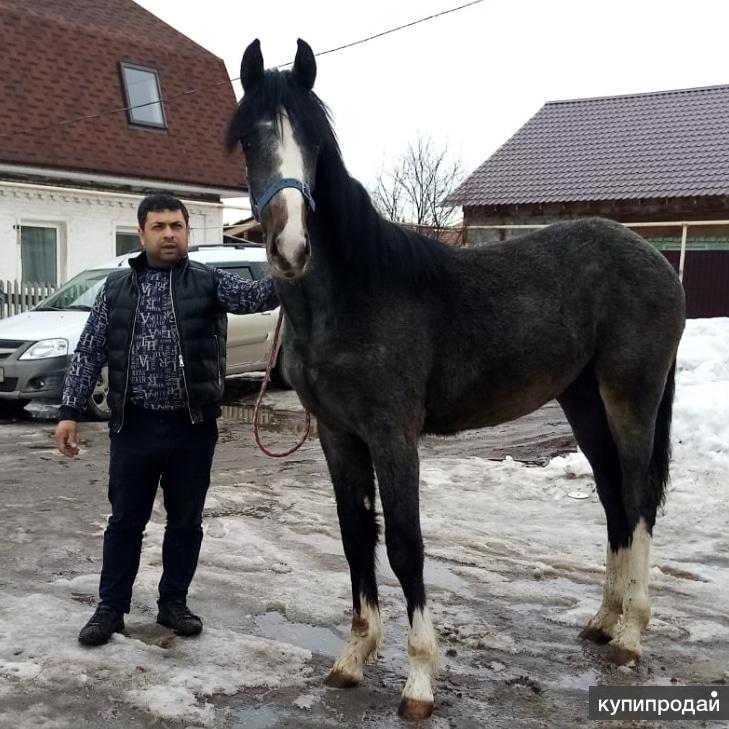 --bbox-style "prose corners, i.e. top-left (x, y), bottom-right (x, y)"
top-left (254, 611), bottom-right (342, 656)
top-left (425, 560), bottom-right (473, 596)
top-left (220, 403), bottom-right (318, 438)
top-left (70, 591), bottom-right (96, 606)
top-left (548, 669), bottom-right (600, 691)
top-left (290, 531), bottom-right (344, 557)
top-left (375, 546), bottom-right (474, 596)
top-left (231, 705), bottom-right (280, 729)
top-left (126, 624), bottom-right (177, 649)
